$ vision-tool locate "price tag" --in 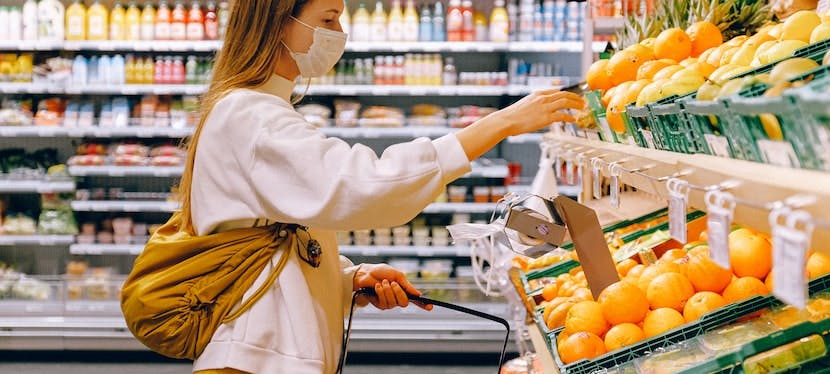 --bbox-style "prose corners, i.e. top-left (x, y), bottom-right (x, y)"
top-left (667, 178), bottom-right (689, 243)
top-left (409, 87), bottom-right (427, 96)
top-left (449, 43), bottom-right (468, 52)
top-left (704, 134), bottom-right (731, 158)
top-left (577, 156), bottom-right (590, 204)
top-left (757, 140), bottom-right (799, 168)
top-left (596, 116), bottom-right (614, 142)
top-left (770, 208), bottom-right (814, 309)
top-left (0, 127), bottom-right (14, 137)
top-left (640, 130), bottom-right (656, 149)
top-left (565, 159), bottom-right (575, 185)
top-left (609, 162), bottom-right (621, 209)
top-left (338, 88), bottom-right (357, 96)
top-left (591, 158), bottom-right (602, 200)
top-left (554, 154), bottom-right (562, 179)
top-left (816, 126), bottom-right (830, 169)
top-left (371, 87), bottom-right (391, 96)
top-left (705, 190), bottom-right (735, 269)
